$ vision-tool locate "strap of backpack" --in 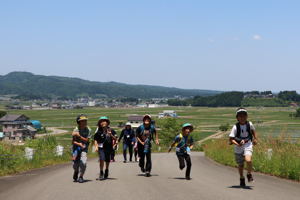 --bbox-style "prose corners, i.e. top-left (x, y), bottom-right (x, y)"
top-left (236, 123), bottom-right (241, 138)
top-left (246, 122), bottom-right (253, 141)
